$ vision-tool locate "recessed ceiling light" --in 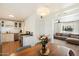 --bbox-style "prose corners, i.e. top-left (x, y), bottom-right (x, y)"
top-left (8, 15), bottom-right (14, 17)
